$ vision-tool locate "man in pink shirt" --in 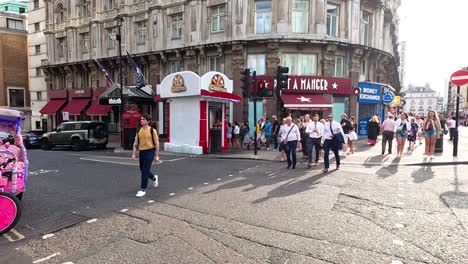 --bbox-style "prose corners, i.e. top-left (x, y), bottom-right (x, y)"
top-left (381, 114), bottom-right (396, 155)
